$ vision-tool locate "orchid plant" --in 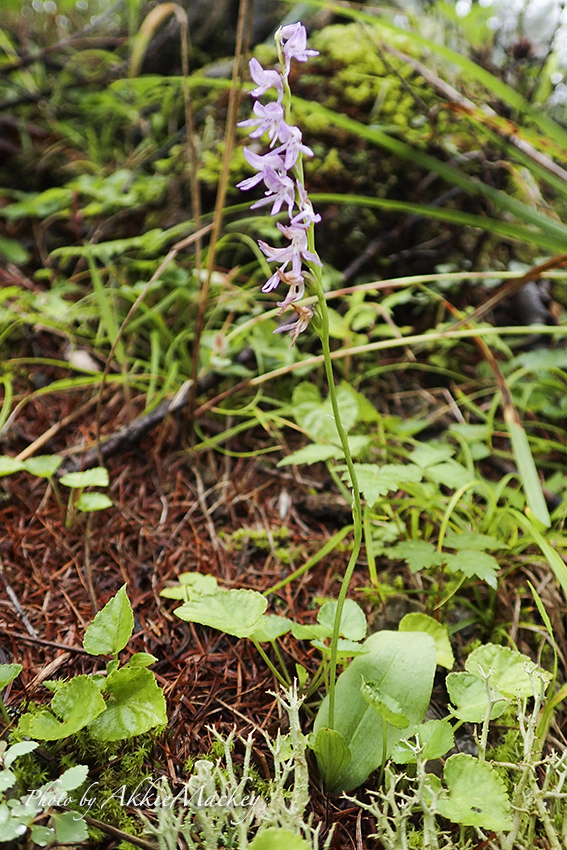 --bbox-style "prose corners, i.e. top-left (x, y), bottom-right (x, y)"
top-left (237, 23), bottom-right (364, 731)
